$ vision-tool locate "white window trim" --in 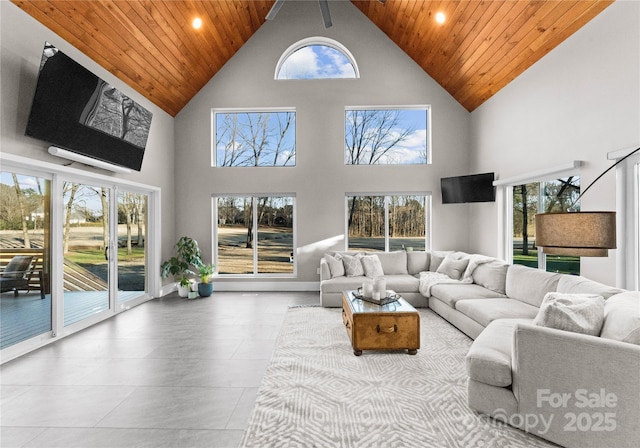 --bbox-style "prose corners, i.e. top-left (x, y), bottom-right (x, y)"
top-left (610, 147), bottom-right (640, 290)
top-left (211, 107), bottom-right (297, 168)
top-left (494, 161), bottom-right (582, 263)
top-left (275, 36), bottom-right (360, 79)
top-left (344, 192), bottom-right (432, 252)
